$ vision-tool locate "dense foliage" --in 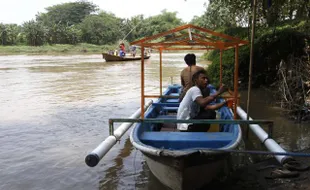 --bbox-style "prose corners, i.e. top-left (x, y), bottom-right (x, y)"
top-left (206, 21), bottom-right (310, 88)
top-left (0, 1), bottom-right (183, 46)
top-left (191, 0), bottom-right (310, 30)
top-left (196, 0), bottom-right (310, 88)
